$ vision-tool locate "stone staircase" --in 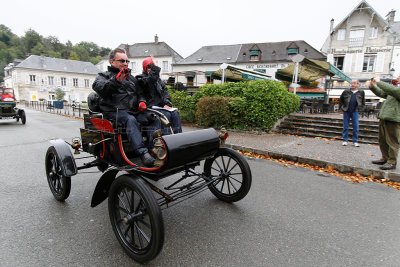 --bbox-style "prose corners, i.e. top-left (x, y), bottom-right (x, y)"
top-left (275, 113), bottom-right (379, 144)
